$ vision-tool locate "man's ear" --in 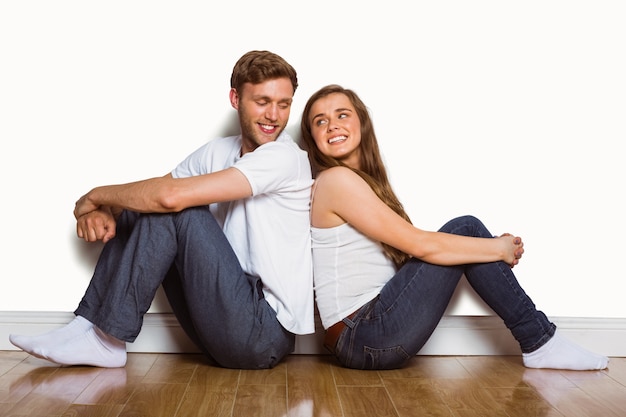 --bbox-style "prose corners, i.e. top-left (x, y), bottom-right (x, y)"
top-left (229, 88), bottom-right (239, 110)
